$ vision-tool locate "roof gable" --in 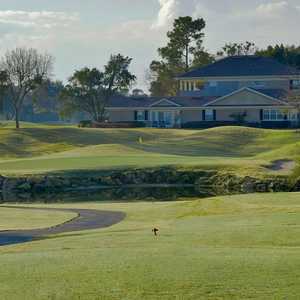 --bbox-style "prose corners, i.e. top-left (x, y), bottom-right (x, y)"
top-left (206, 88), bottom-right (288, 107)
top-left (179, 56), bottom-right (300, 78)
top-left (150, 98), bottom-right (181, 107)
